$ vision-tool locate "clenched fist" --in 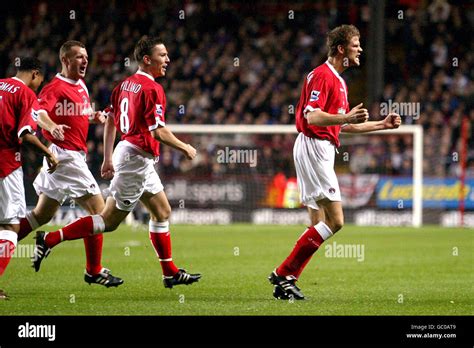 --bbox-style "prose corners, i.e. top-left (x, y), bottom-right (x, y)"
top-left (383, 113), bottom-right (401, 129)
top-left (345, 103), bottom-right (369, 124)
